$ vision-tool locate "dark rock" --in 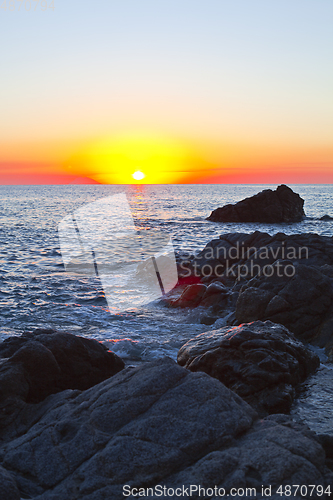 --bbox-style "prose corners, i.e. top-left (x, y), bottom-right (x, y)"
top-left (320, 264), bottom-right (333, 278)
top-left (199, 282), bottom-right (229, 307)
top-left (199, 313), bottom-right (218, 325)
top-left (177, 321), bottom-right (320, 416)
top-left (207, 185), bottom-right (305, 223)
top-left (175, 231), bottom-right (333, 355)
top-left (171, 414), bottom-right (332, 498)
top-left (188, 231), bottom-right (333, 282)
top-left (320, 215), bottom-right (333, 221)
top-left (327, 338), bottom-right (333, 363)
top-left (316, 434), bottom-right (333, 471)
top-left (0, 358), bottom-right (331, 499)
top-left (317, 434), bottom-right (333, 459)
top-left (204, 281), bottom-right (228, 297)
top-left (0, 358), bottom-right (255, 498)
top-left (10, 341), bottom-right (62, 402)
top-left (0, 465), bottom-right (20, 500)
top-left (235, 288), bottom-right (275, 322)
top-left (170, 283), bottom-right (207, 307)
top-left (0, 330), bottom-right (124, 426)
top-left (200, 291), bottom-right (229, 309)
top-left (235, 264), bottom-right (333, 349)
